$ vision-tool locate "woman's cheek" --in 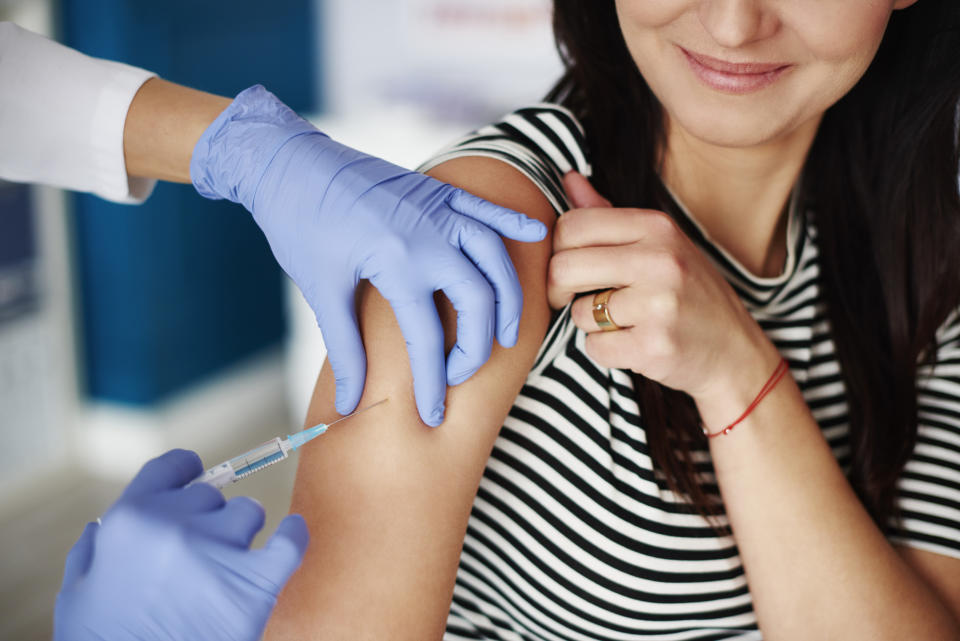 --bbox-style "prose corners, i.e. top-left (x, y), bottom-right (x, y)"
top-left (786, 2), bottom-right (892, 65)
top-left (615, 0), bottom-right (690, 30)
